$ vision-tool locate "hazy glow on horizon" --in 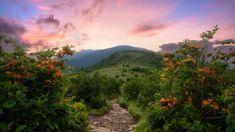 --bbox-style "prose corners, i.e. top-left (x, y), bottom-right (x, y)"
top-left (0, 0), bottom-right (235, 51)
